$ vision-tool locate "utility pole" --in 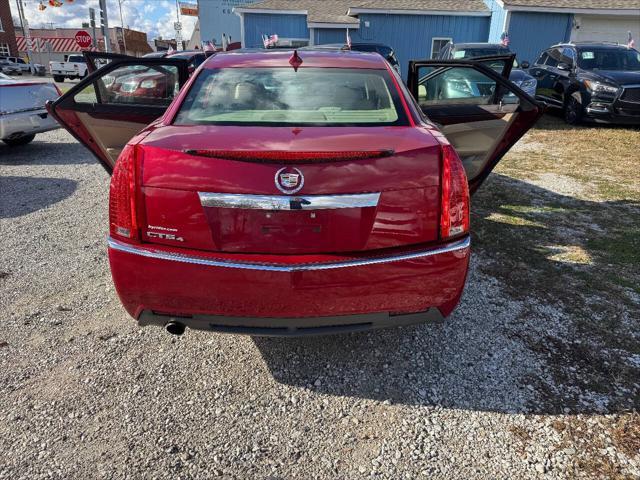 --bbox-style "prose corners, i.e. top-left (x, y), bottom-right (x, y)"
top-left (98, 0), bottom-right (110, 52)
top-left (89, 8), bottom-right (97, 49)
top-left (15, 0), bottom-right (34, 70)
top-left (174, 0), bottom-right (183, 51)
top-left (117, 0), bottom-right (127, 54)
